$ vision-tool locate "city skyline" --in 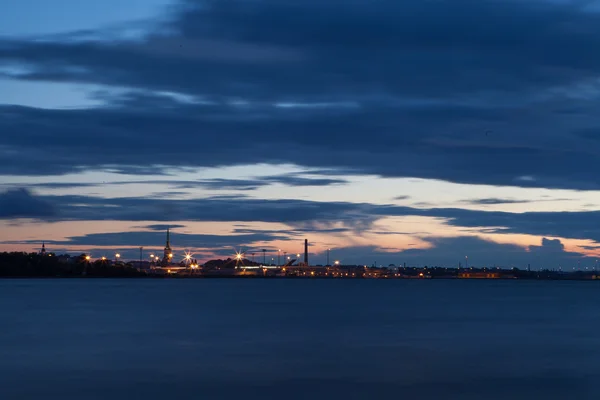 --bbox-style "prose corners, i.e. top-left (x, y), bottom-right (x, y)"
top-left (3, 0), bottom-right (600, 268)
top-left (25, 235), bottom-right (600, 272)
